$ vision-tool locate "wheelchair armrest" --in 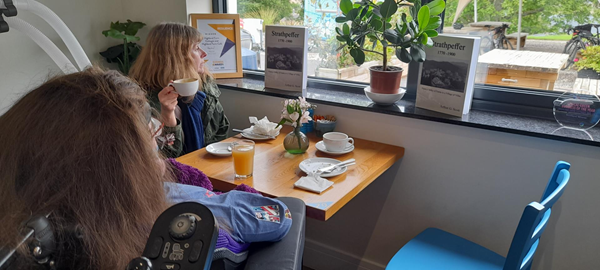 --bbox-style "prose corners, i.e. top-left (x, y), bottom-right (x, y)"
top-left (244, 197), bottom-right (306, 270)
